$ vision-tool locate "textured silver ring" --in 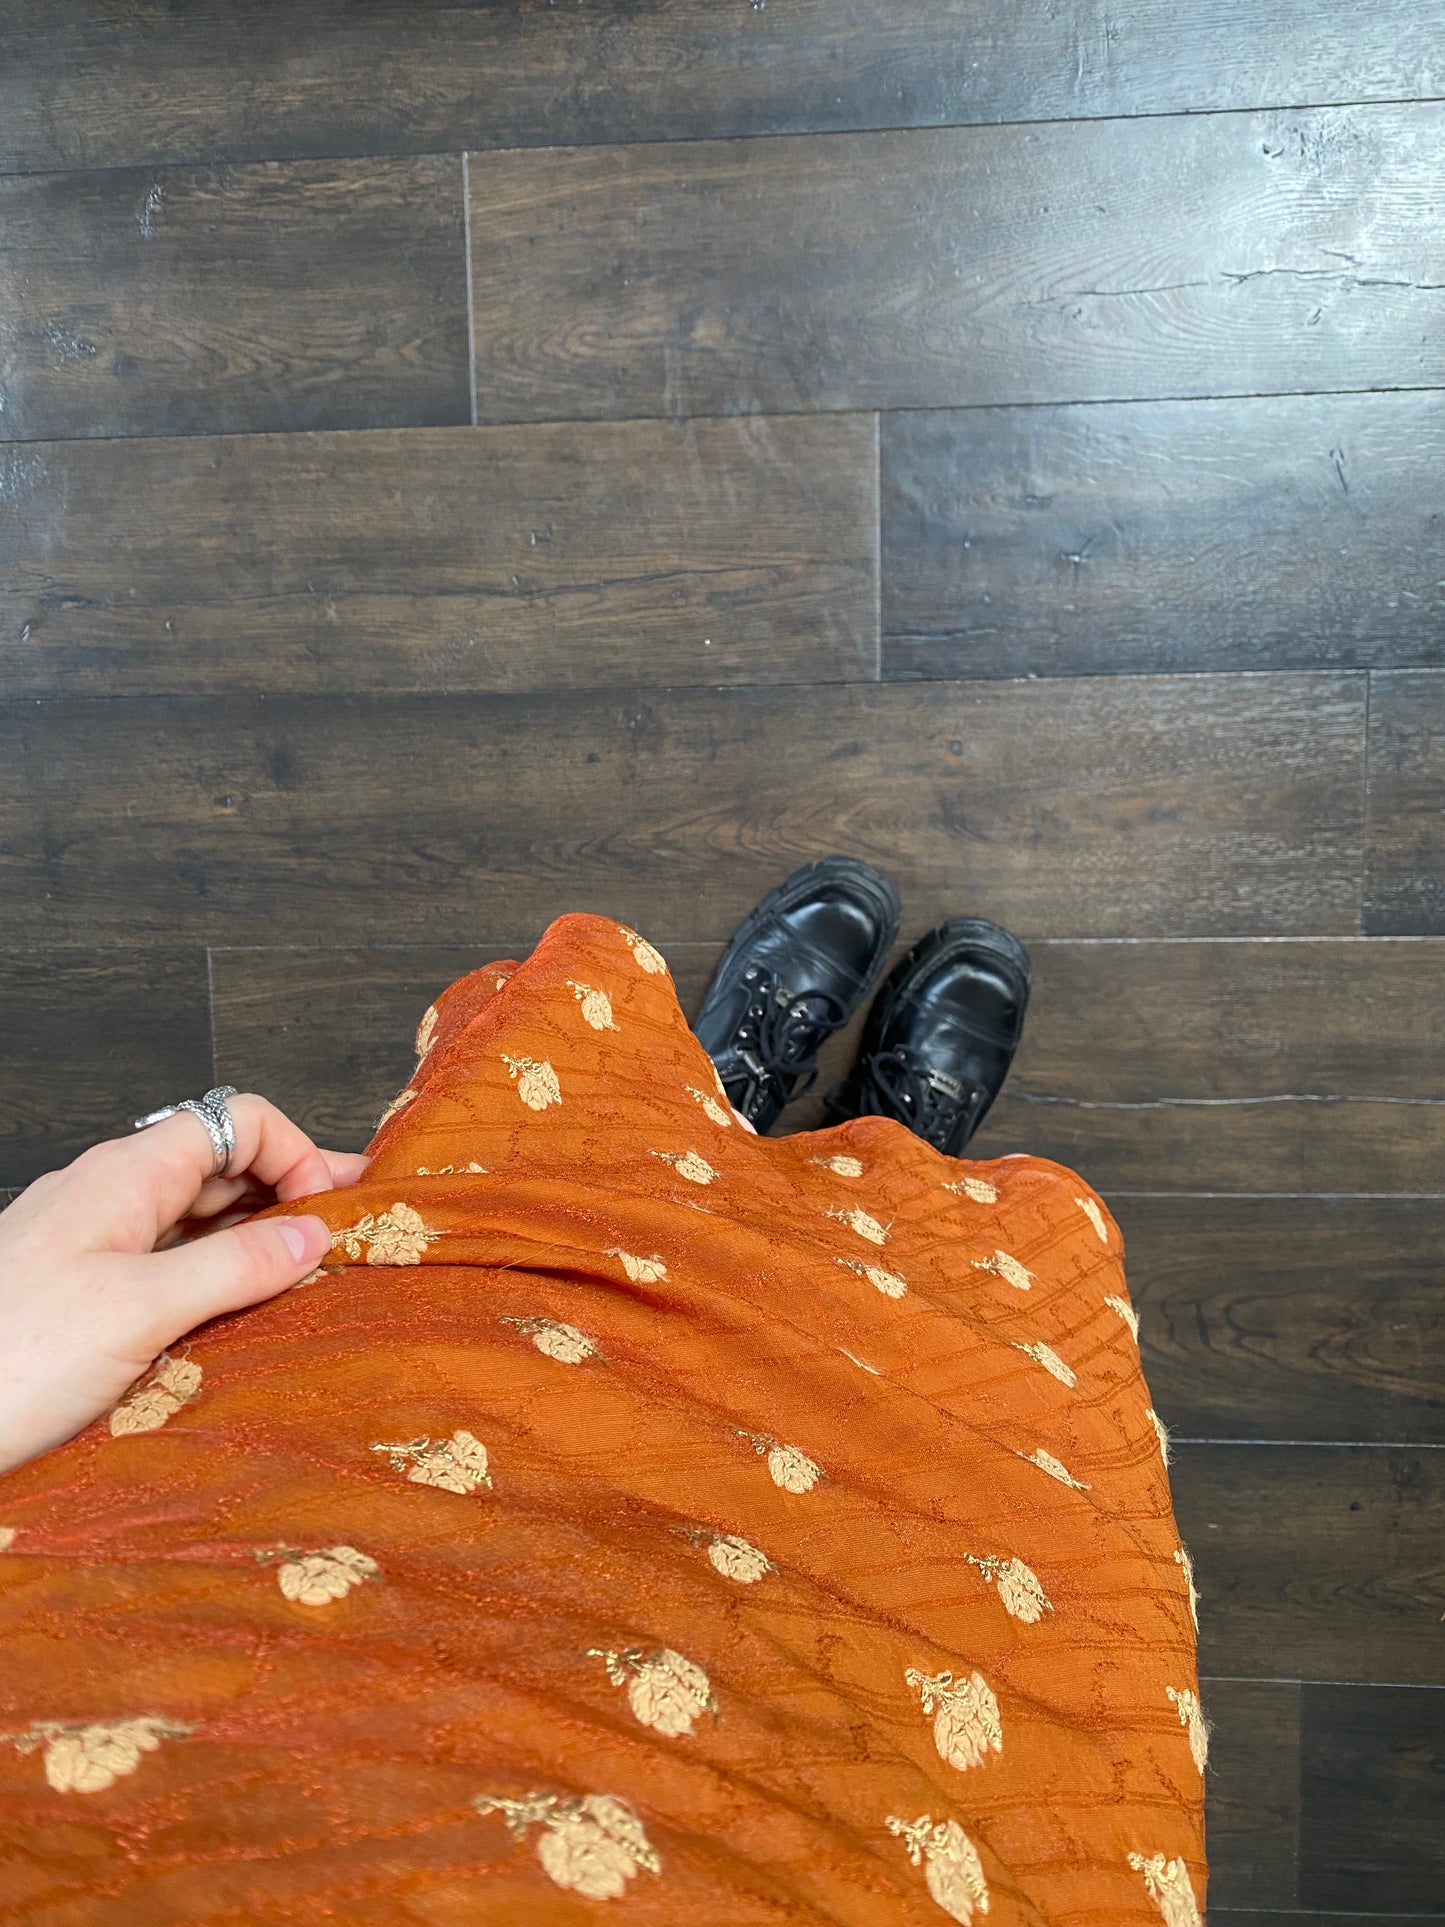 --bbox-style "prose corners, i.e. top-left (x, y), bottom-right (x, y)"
top-left (132, 1085), bottom-right (240, 1178)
